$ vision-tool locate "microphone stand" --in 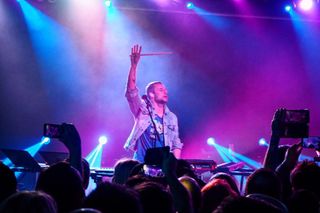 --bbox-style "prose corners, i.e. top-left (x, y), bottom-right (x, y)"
top-left (144, 99), bottom-right (161, 148)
